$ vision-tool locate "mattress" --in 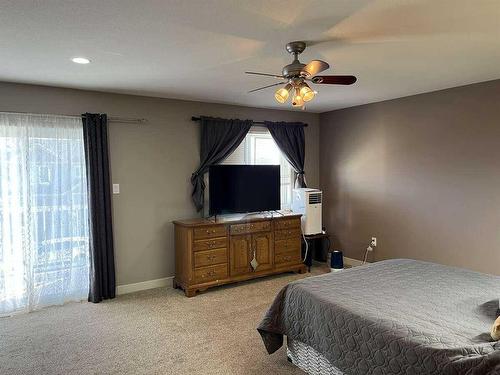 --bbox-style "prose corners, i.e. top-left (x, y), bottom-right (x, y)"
top-left (258, 259), bottom-right (500, 374)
